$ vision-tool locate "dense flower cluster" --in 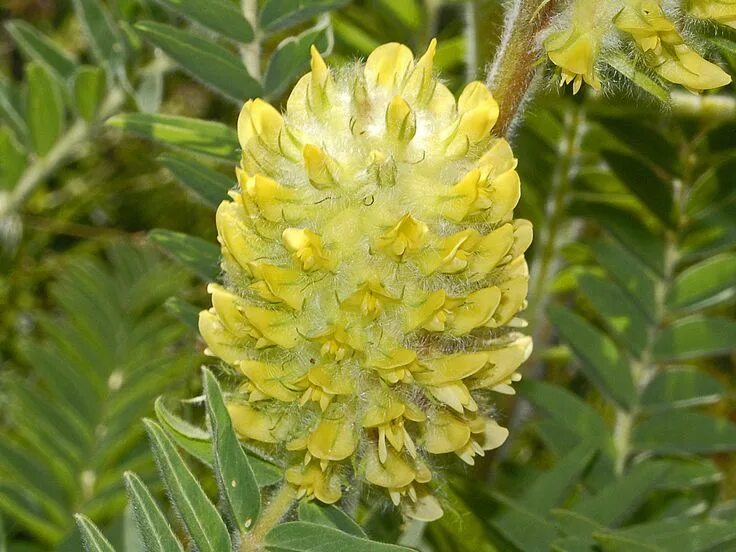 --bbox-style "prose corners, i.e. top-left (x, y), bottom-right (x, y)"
top-left (545, 0), bottom-right (733, 94)
top-left (199, 40), bottom-right (532, 520)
